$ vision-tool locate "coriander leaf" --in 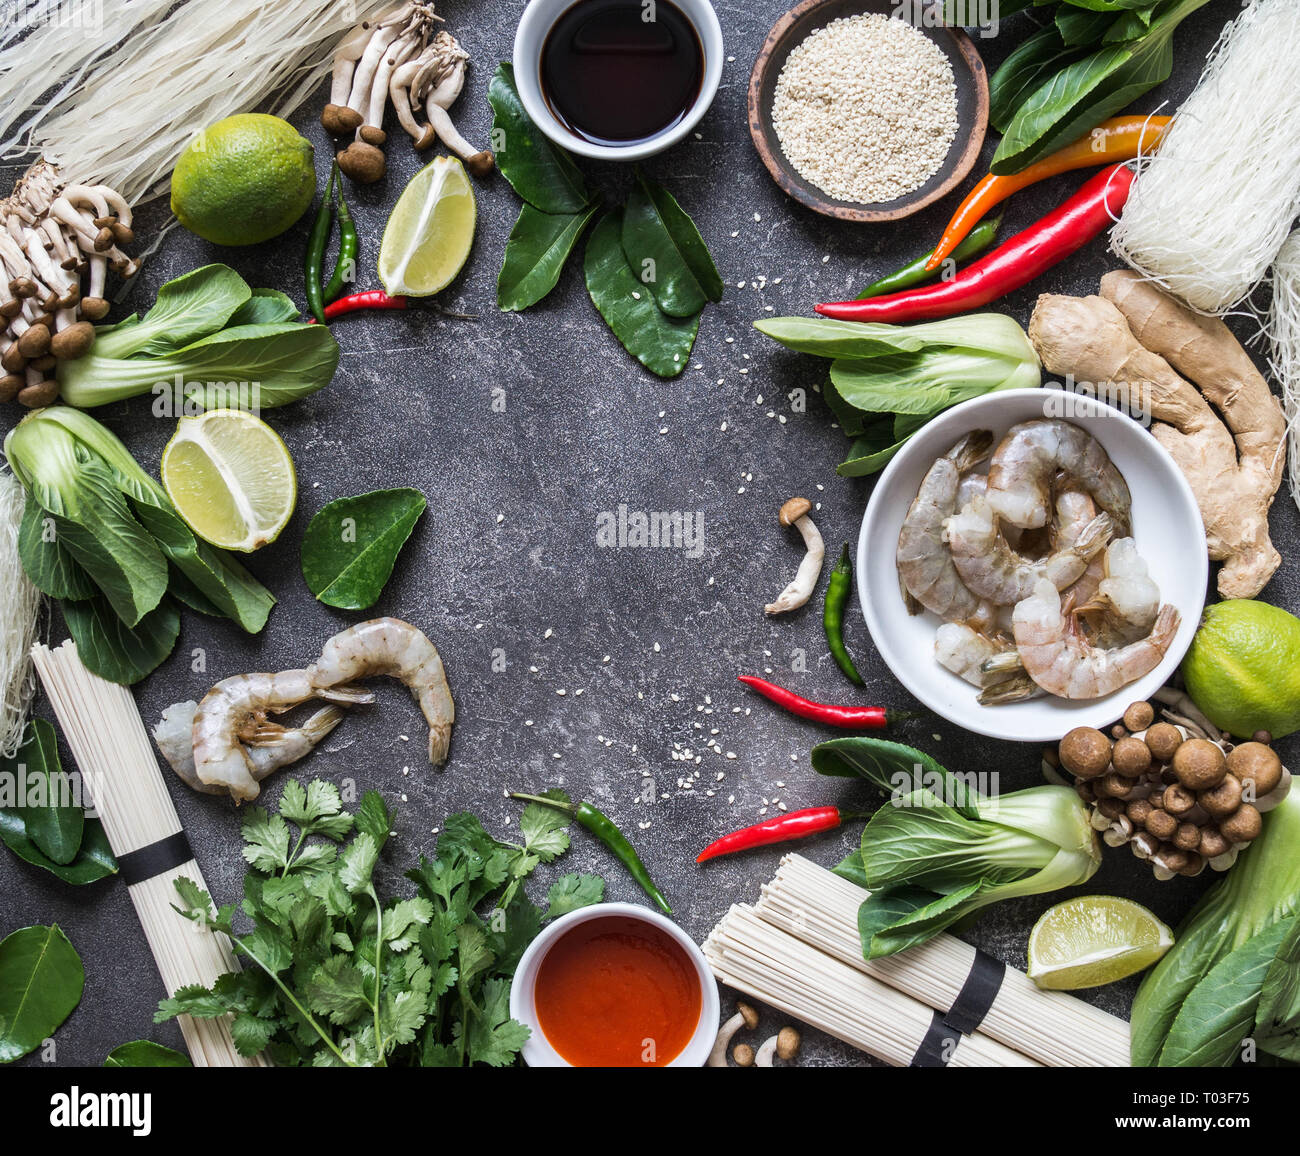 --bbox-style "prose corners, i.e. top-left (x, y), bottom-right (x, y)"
top-left (355, 790), bottom-right (394, 850)
top-left (487, 63), bottom-right (589, 214)
top-left (455, 923), bottom-right (495, 992)
top-left (545, 873), bottom-right (605, 920)
top-left (383, 898), bottom-right (434, 951)
top-left (381, 989), bottom-right (428, 1050)
top-left (519, 788), bottom-right (572, 863)
top-left (240, 806), bottom-right (291, 872)
top-left (280, 778), bottom-right (354, 842)
top-left (306, 955), bottom-right (371, 1025)
top-left (230, 1012), bottom-right (277, 1057)
top-left (238, 926), bottom-right (293, 975)
top-left (300, 488), bottom-right (426, 611)
top-left (461, 977), bottom-right (530, 1067)
top-left (486, 891), bottom-right (542, 978)
top-left (307, 866), bottom-right (355, 918)
top-left (155, 983), bottom-right (233, 1022)
top-left (621, 173), bottom-right (723, 317)
top-left (498, 202), bottom-right (600, 312)
top-left (584, 209), bottom-right (700, 379)
top-left (339, 832), bottom-right (379, 894)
